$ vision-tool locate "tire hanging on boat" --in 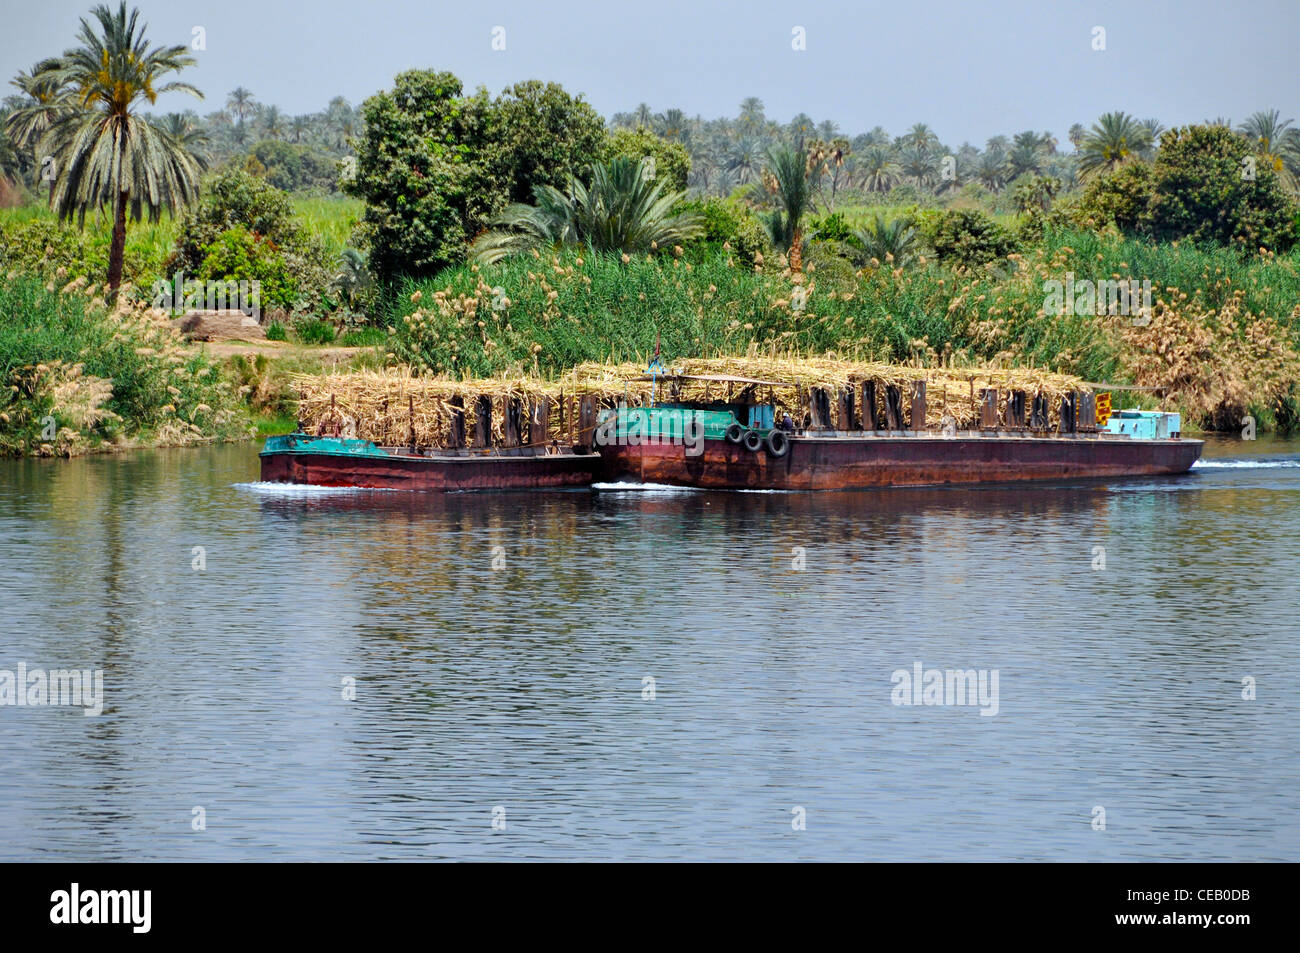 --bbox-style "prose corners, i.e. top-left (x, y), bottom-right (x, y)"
top-left (725, 422), bottom-right (745, 443)
top-left (742, 429), bottom-right (764, 452)
top-left (765, 429), bottom-right (789, 458)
